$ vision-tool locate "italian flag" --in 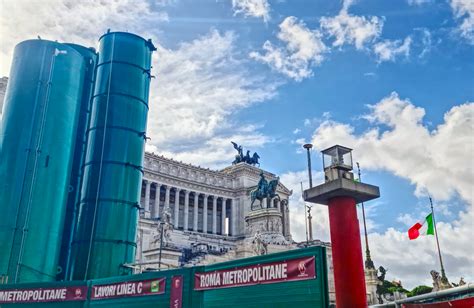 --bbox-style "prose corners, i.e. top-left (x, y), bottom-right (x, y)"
top-left (408, 213), bottom-right (435, 240)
